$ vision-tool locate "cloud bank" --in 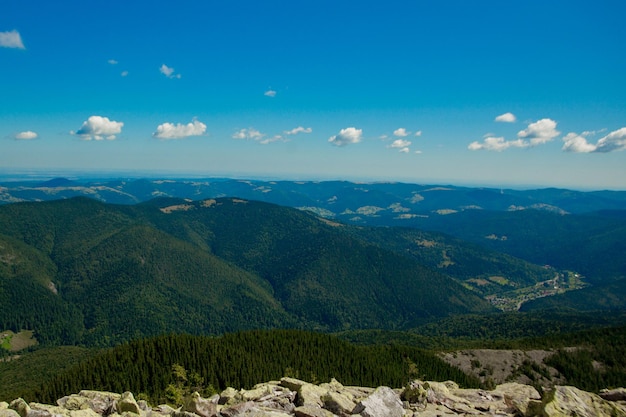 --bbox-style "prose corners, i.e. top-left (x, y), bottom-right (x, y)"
top-left (73, 116), bottom-right (123, 140)
top-left (562, 128), bottom-right (626, 153)
top-left (0, 30), bottom-right (25, 49)
top-left (328, 127), bottom-right (362, 147)
top-left (153, 119), bottom-right (207, 139)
